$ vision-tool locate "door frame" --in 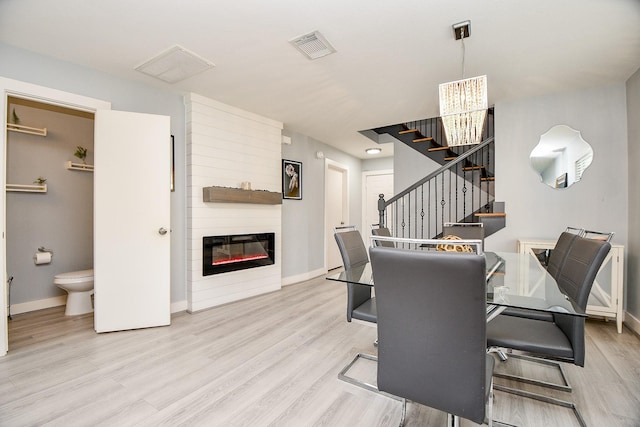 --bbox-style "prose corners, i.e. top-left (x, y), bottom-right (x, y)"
top-left (0, 77), bottom-right (111, 356)
top-left (324, 158), bottom-right (349, 271)
top-left (361, 169), bottom-right (393, 231)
